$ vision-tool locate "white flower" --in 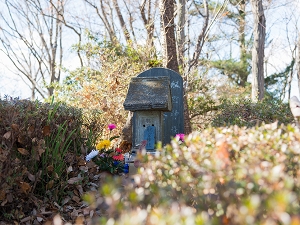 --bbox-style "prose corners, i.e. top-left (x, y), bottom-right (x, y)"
top-left (85, 149), bottom-right (99, 161)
